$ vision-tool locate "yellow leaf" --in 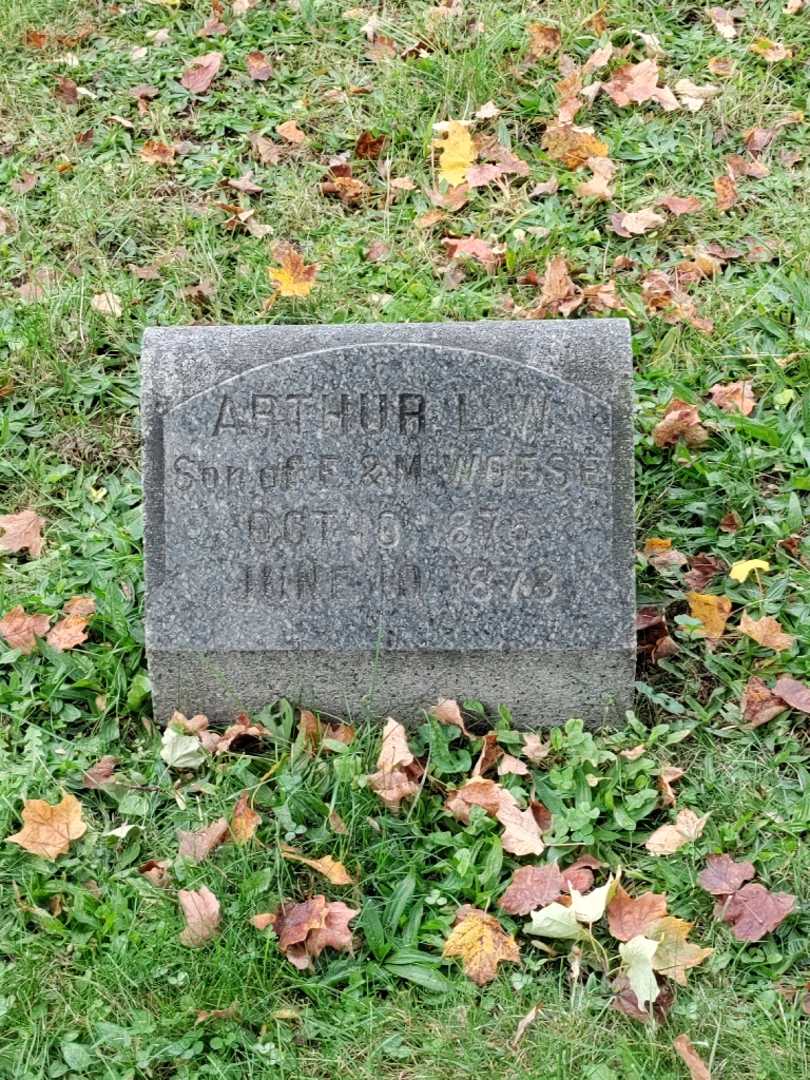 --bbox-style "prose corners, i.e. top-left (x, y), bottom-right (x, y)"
top-left (442, 905), bottom-right (520, 985)
top-left (686, 591), bottom-right (731, 641)
top-left (6, 793), bottom-right (86, 860)
top-left (647, 916), bottom-right (713, 985)
top-left (433, 121), bottom-right (475, 186)
top-left (739, 611), bottom-right (794, 652)
top-left (281, 847), bottom-right (355, 885)
top-left (229, 790), bottom-right (262, 844)
top-left (267, 246), bottom-right (317, 298)
top-left (729, 559), bottom-right (769, 582)
top-left (541, 123), bottom-right (608, 169)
